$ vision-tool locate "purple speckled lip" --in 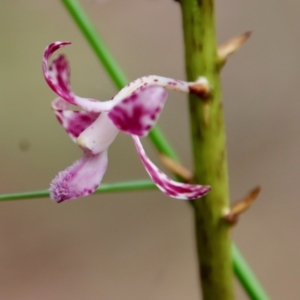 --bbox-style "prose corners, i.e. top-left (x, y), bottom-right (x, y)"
top-left (43, 41), bottom-right (211, 202)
